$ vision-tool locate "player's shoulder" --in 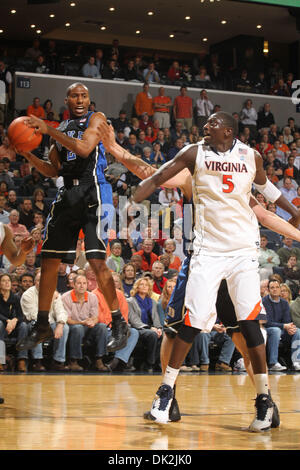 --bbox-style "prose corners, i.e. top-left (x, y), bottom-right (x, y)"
top-left (88, 111), bottom-right (107, 125)
top-left (179, 143), bottom-right (199, 159)
top-left (196, 139), bottom-right (213, 154)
